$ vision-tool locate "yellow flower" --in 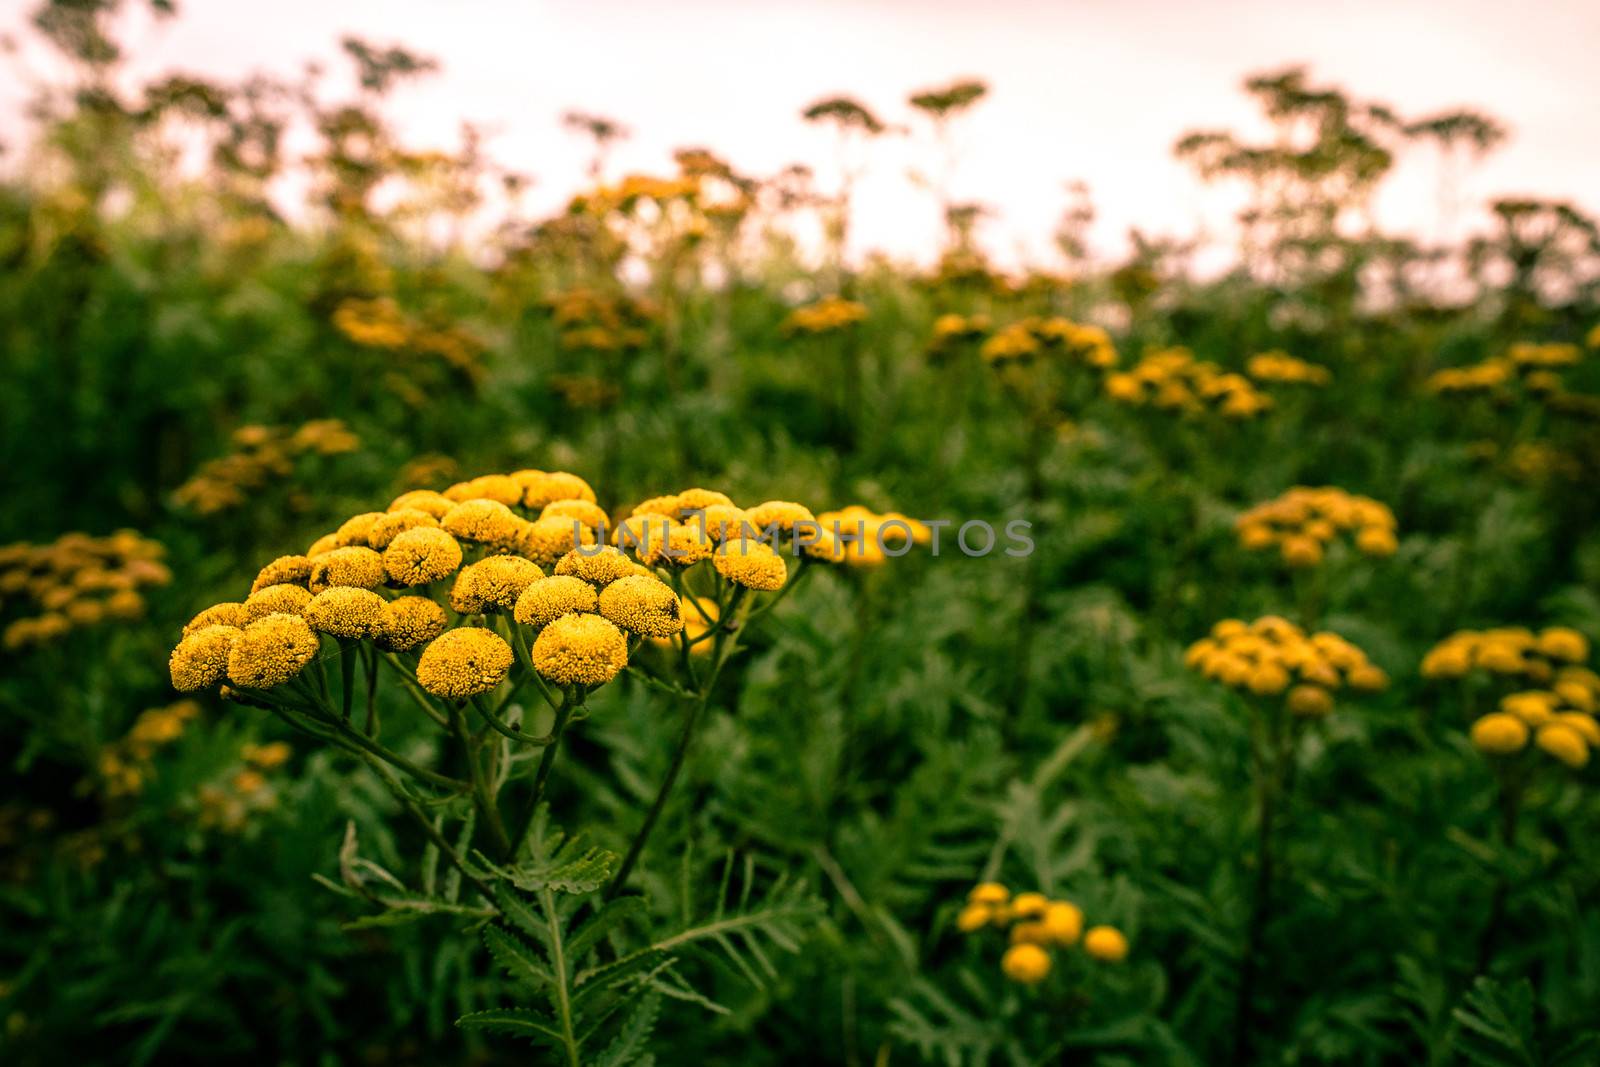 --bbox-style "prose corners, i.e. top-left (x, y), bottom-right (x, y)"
top-left (1042, 902), bottom-right (1083, 946)
top-left (713, 538), bottom-right (787, 590)
top-left (227, 614), bottom-right (320, 689)
top-left (445, 474), bottom-right (523, 506)
top-left (387, 489), bottom-right (455, 519)
top-left (745, 500), bottom-right (815, 536)
top-left (307, 533), bottom-right (340, 556)
top-left (1346, 664), bottom-right (1388, 692)
top-left (1000, 943), bottom-right (1051, 984)
top-left (968, 882), bottom-right (1010, 906)
top-left (305, 587), bottom-right (390, 639)
top-left (1555, 680), bottom-right (1596, 713)
top-left (956, 903), bottom-right (993, 932)
top-left (554, 546), bottom-right (639, 587)
top-left (184, 602), bottom-right (249, 638)
top-left (441, 499), bottom-right (523, 548)
top-left (383, 527), bottom-right (464, 586)
top-left (1555, 712), bottom-right (1600, 746)
top-left (1421, 641), bottom-right (1473, 679)
top-left (531, 612), bottom-right (628, 686)
top-left (308, 547), bottom-right (385, 593)
top-left (1010, 921), bottom-right (1051, 945)
top-left (598, 574), bottom-right (684, 638)
top-left (169, 625), bottom-right (240, 691)
top-left (1287, 684), bottom-right (1333, 717)
top-left (457, 555), bottom-right (545, 612)
top-left (514, 575), bottom-right (600, 629)
top-left (514, 470), bottom-right (598, 510)
top-left (368, 508), bottom-right (439, 550)
top-left (251, 555), bottom-right (312, 593)
top-left (1535, 722), bottom-right (1589, 768)
top-left (1010, 891), bottom-right (1048, 919)
top-left (242, 741), bottom-right (292, 768)
top-left (1279, 535), bottom-right (1323, 568)
top-left (673, 488), bottom-right (737, 517)
top-left (1083, 925), bottom-right (1129, 962)
top-left (519, 516), bottom-right (597, 568)
top-left (1501, 691), bottom-right (1558, 726)
top-left (1247, 662), bottom-right (1290, 696)
top-left (376, 596), bottom-right (447, 651)
top-left (244, 583), bottom-right (313, 622)
top-left (1355, 525), bottom-right (1398, 557)
top-left (416, 628), bottom-right (514, 698)
top-left (1472, 713), bottom-right (1531, 754)
top-left (1537, 627), bottom-right (1589, 663)
top-left (334, 512), bottom-right (385, 548)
